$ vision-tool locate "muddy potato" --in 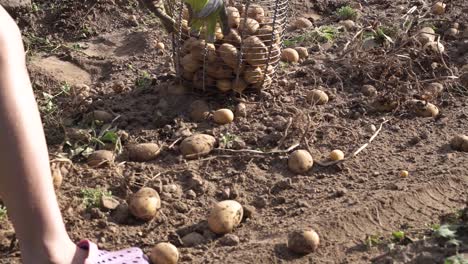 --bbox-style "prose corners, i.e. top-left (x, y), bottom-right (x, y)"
top-left (128, 143), bottom-right (160, 162)
top-left (450, 134), bottom-right (468, 152)
top-left (223, 29), bottom-right (242, 45)
top-left (213, 108), bottom-right (234, 124)
top-left (424, 41), bottom-right (445, 53)
top-left (189, 100), bottom-right (210, 121)
top-left (208, 200), bottom-right (244, 234)
top-left (216, 79), bottom-right (232, 92)
top-left (307, 89), bottom-right (329, 105)
top-left (180, 134), bottom-right (216, 158)
top-left (281, 48), bottom-right (300, 63)
top-left (150, 242), bottom-right (179, 264)
top-left (411, 100), bottom-right (439, 117)
top-left (235, 103), bottom-right (247, 117)
top-left (207, 61), bottom-right (234, 79)
top-left (246, 4), bottom-right (265, 23)
top-left (341, 19), bottom-right (356, 30)
top-left (257, 25), bottom-right (281, 45)
top-left (191, 40), bottom-right (217, 62)
top-left (88, 110), bottom-right (113, 123)
top-left (421, 82), bottom-right (444, 100)
top-left (295, 47), bottom-right (309, 59)
top-left (181, 37), bottom-right (198, 54)
top-left (417, 27), bottom-right (436, 44)
top-left (51, 163), bottom-right (63, 189)
top-left (294, 17), bottom-right (313, 30)
top-left (129, 187), bottom-right (161, 221)
top-left (87, 150), bottom-right (114, 167)
top-left (288, 229), bottom-right (320, 254)
top-left (432, 2), bottom-right (446, 15)
top-left (232, 78), bottom-right (248, 93)
top-left (227, 7), bottom-right (240, 28)
top-left (192, 70), bottom-right (216, 89)
top-left (239, 18), bottom-right (260, 35)
top-left (156, 42), bottom-right (165, 50)
top-left (219, 43), bottom-right (240, 69)
top-left (361, 84), bottom-right (377, 96)
top-left (329, 150), bottom-right (345, 161)
top-left (244, 36), bottom-right (268, 66)
top-left (243, 66), bottom-right (264, 84)
top-left (288, 150), bottom-right (314, 174)
top-left (181, 53), bottom-right (200, 73)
